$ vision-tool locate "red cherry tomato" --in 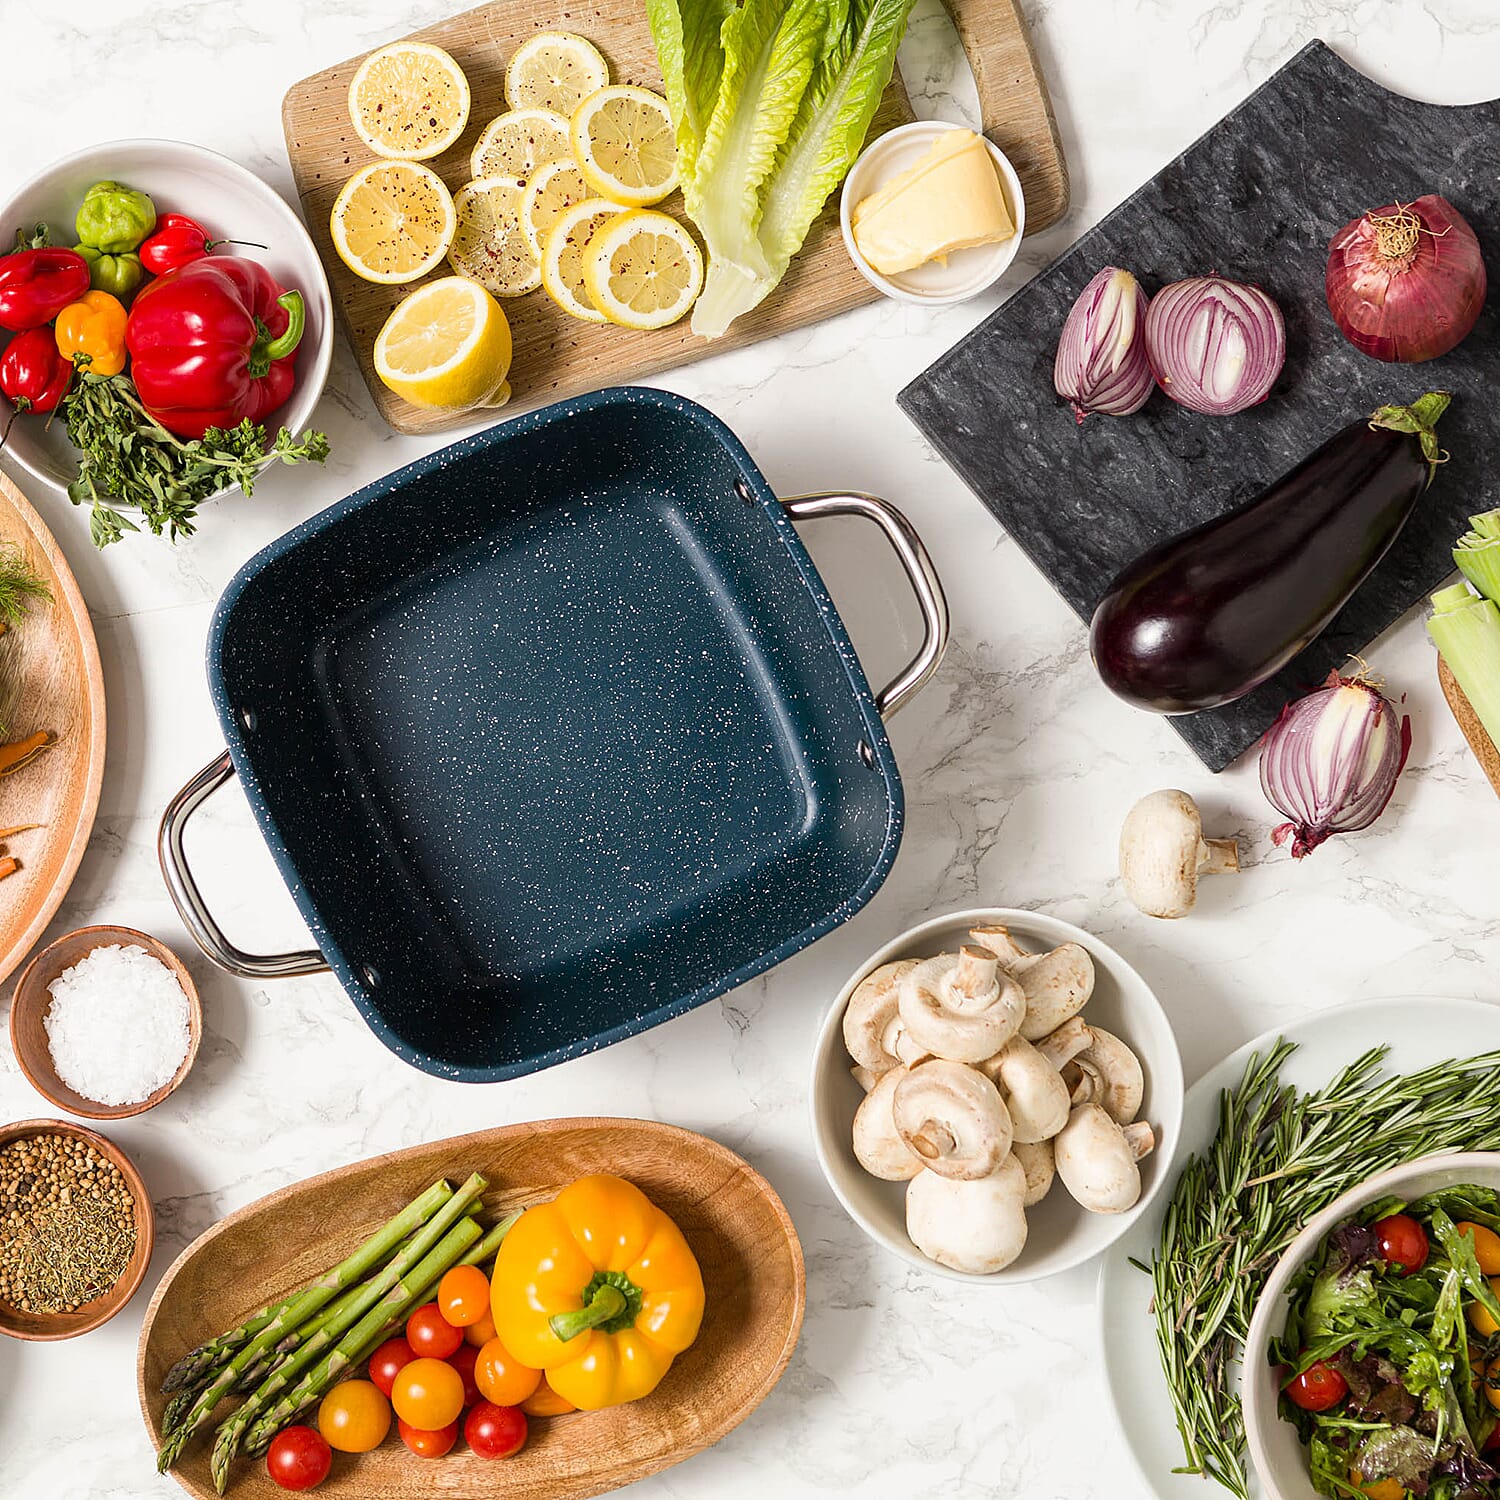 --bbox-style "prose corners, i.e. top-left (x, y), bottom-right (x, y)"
top-left (367, 1336), bottom-right (416, 1398)
top-left (1484, 1421), bottom-right (1500, 1454)
top-left (406, 1302), bottom-right (463, 1359)
top-left (465, 1401), bottom-right (528, 1459)
top-left (438, 1264), bottom-right (492, 1327)
top-left (1373, 1213), bottom-right (1430, 1276)
top-left (398, 1418), bottom-right (458, 1458)
top-left (1285, 1360), bottom-right (1349, 1412)
top-left (266, 1426), bottom-right (332, 1490)
top-left (448, 1342), bottom-right (481, 1407)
